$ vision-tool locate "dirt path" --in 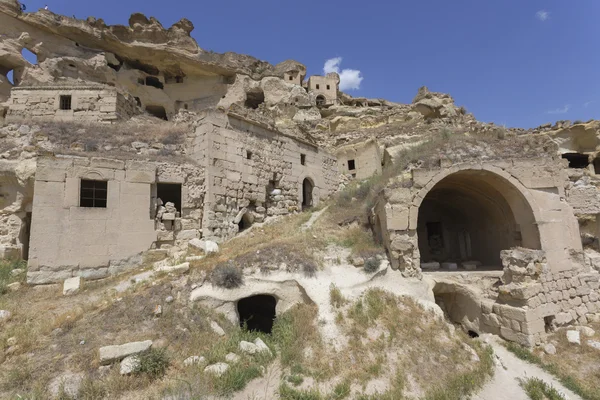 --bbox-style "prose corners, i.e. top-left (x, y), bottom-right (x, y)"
top-left (474, 335), bottom-right (583, 400)
top-left (232, 360), bottom-right (282, 400)
top-left (301, 206), bottom-right (329, 231)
